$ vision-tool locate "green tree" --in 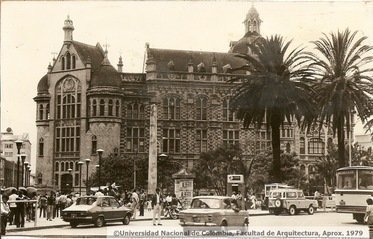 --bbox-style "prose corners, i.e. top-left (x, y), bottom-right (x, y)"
top-left (307, 29), bottom-right (373, 168)
top-left (192, 144), bottom-right (246, 195)
top-left (231, 35), bottom-right (316, 181)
